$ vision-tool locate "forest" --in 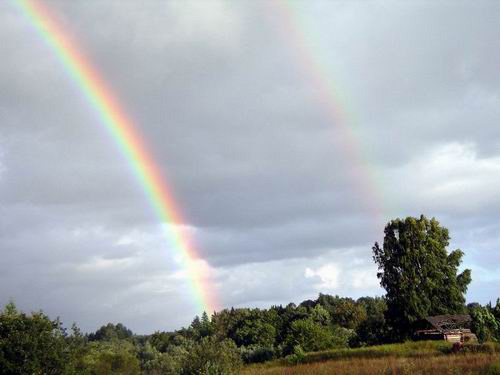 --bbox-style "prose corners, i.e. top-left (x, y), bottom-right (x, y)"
top-left (1, 216), bottom-right (500, 374)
